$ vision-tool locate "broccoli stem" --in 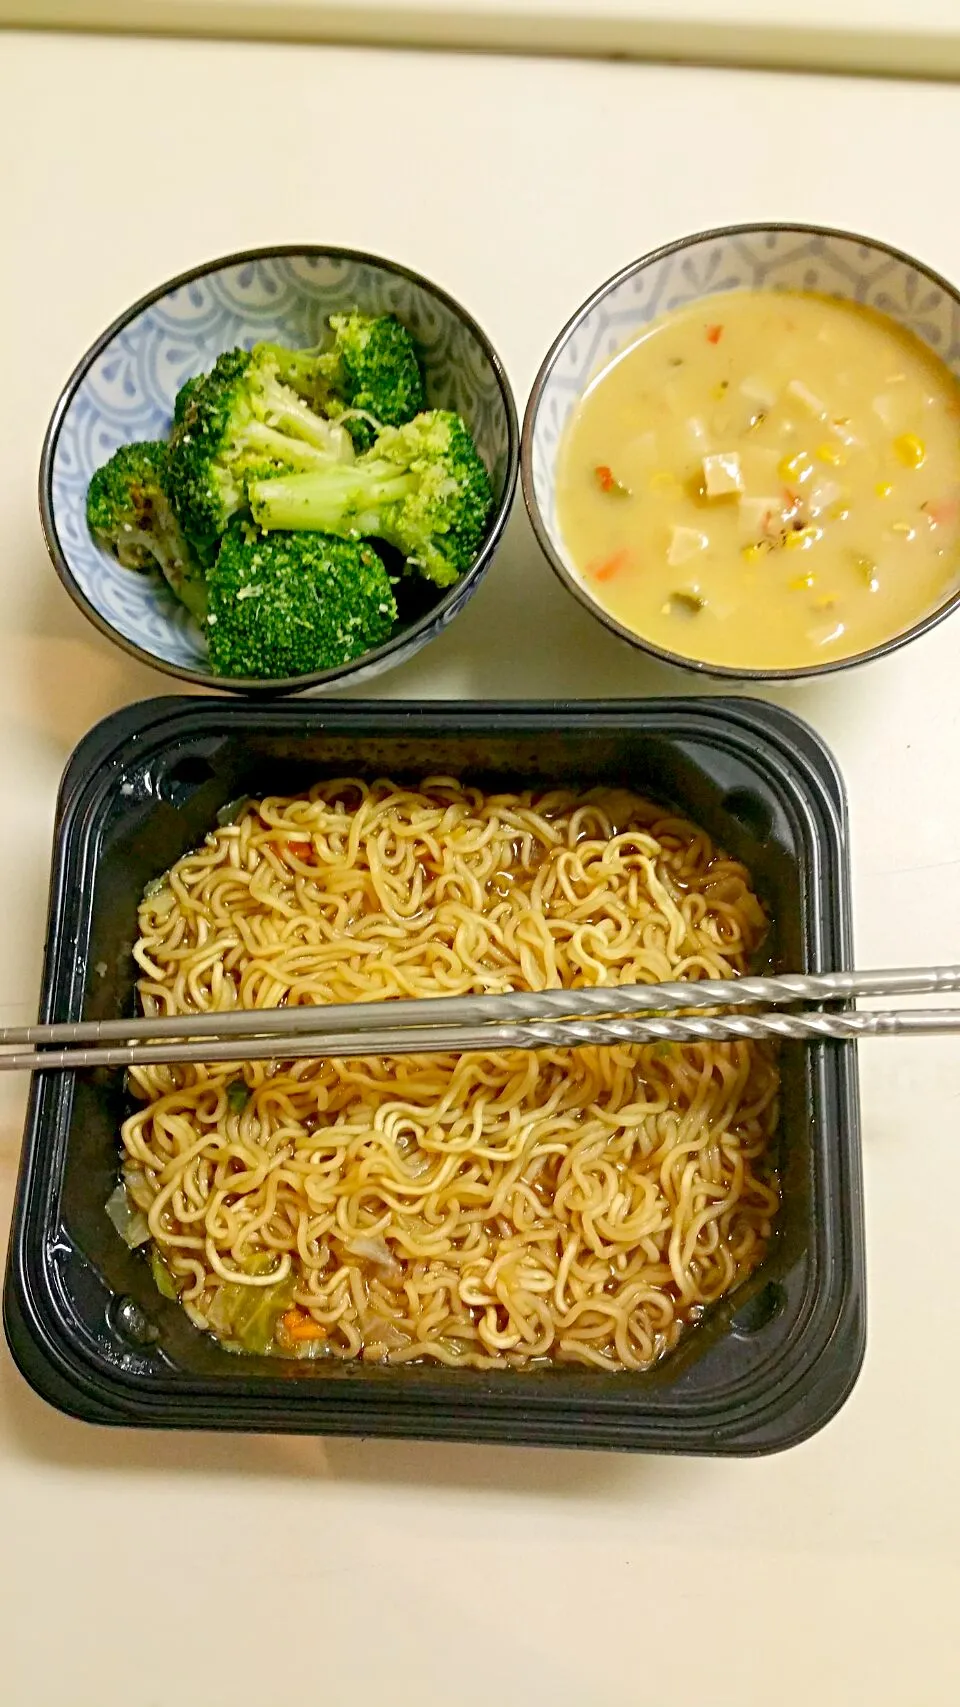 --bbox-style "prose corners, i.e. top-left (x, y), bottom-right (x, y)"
top-left (244, 420), bottom-right (344, 471)
top-left (258, 385), bottom-right (350, 457)
top-left (249, 463), bottom-right (415, 534)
